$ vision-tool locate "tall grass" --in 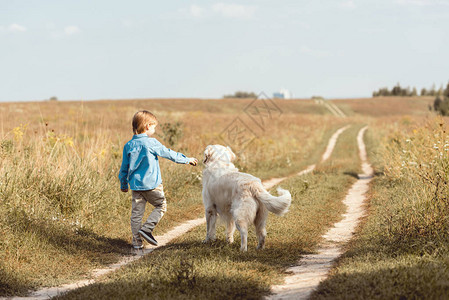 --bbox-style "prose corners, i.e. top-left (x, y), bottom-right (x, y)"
top-left (0, 98), bottom-right (340, 296)
top-left (312, 117), bottom-right (449, 299)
